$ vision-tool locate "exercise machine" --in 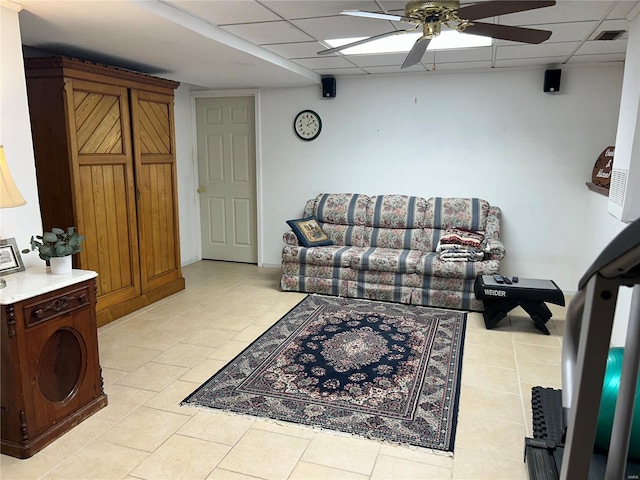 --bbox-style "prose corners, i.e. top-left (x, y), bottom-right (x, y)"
top-left (524, 217), bottom-right (640, 479)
